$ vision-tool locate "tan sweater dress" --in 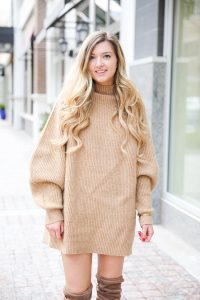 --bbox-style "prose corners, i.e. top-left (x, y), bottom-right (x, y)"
top-left (29, 83), bottom-right (159, 256)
